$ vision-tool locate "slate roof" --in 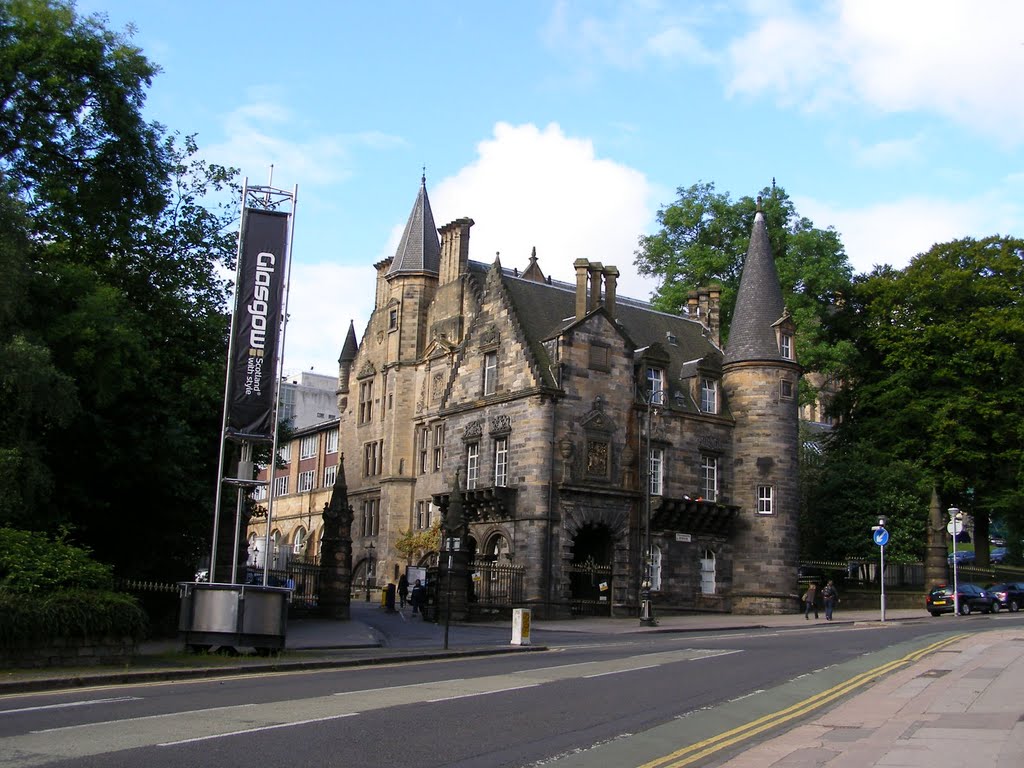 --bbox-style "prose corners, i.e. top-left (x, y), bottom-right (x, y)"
top-left (723, 209), bottom-right (787, 364)
top-left (387, 176), bottom-right (441, 276)
top-left (338, 319), bottom-right (358, 364)
top-left (469, 262), bottom-right (720, 398)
